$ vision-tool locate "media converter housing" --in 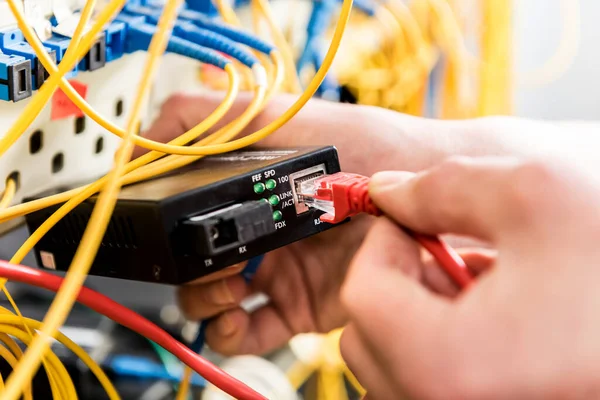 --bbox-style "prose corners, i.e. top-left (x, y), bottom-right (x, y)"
top-left (25, 147), bottom-right (342, 285)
